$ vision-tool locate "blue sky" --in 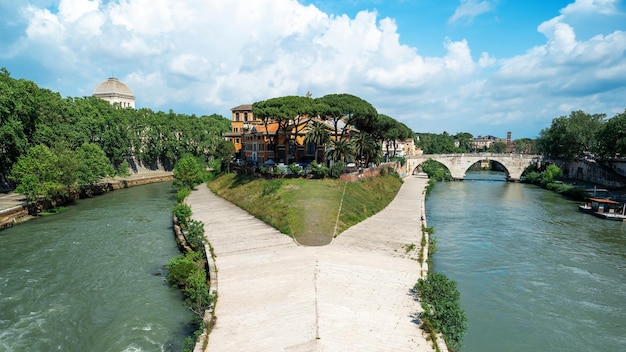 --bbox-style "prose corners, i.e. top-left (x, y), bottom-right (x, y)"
top-left (1, 0), bottom-right (625, 139)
